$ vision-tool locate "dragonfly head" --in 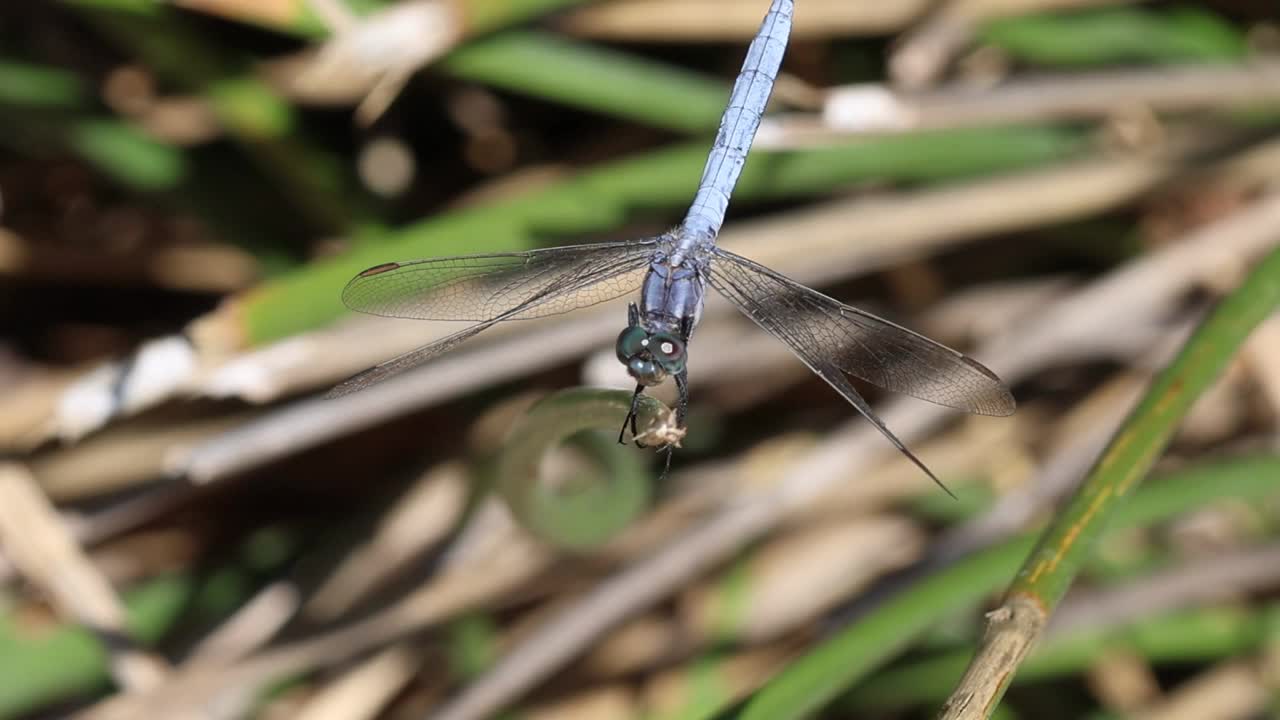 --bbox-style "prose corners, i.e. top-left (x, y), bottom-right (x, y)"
top-left (616, 326), bottom-right (686, 386)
